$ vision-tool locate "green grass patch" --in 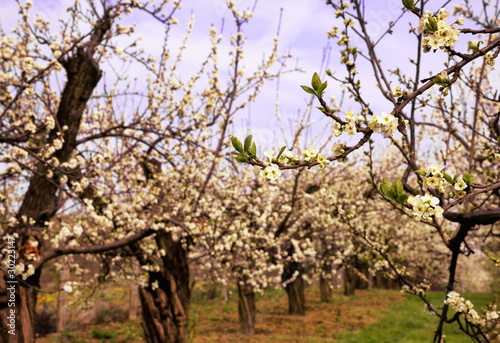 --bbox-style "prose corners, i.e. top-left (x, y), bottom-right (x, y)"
top-left (336, 292), bottom-right (498, 343)
top-left (90, 328), bottom-right (117, 341)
